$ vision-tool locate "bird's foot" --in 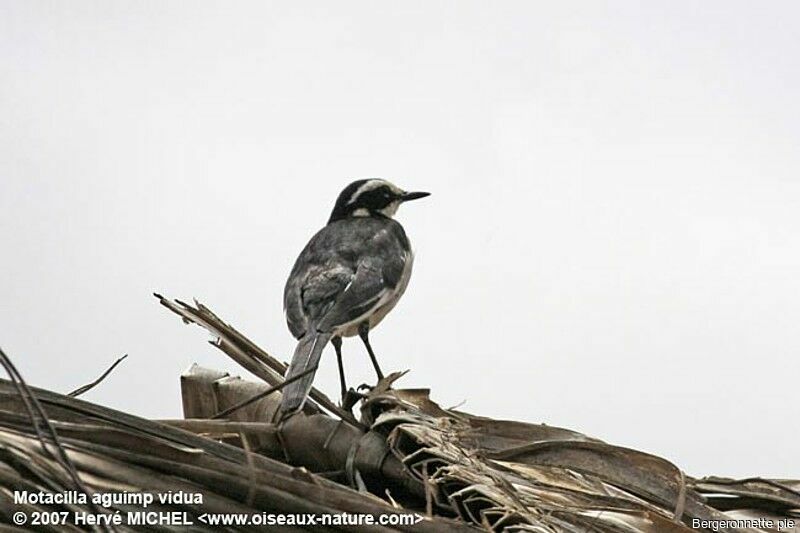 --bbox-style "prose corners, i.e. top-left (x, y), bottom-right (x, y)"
top-left (357, 382), bottom-right (375, 393)
top-left (341, 387), bottom-right (364, 412)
